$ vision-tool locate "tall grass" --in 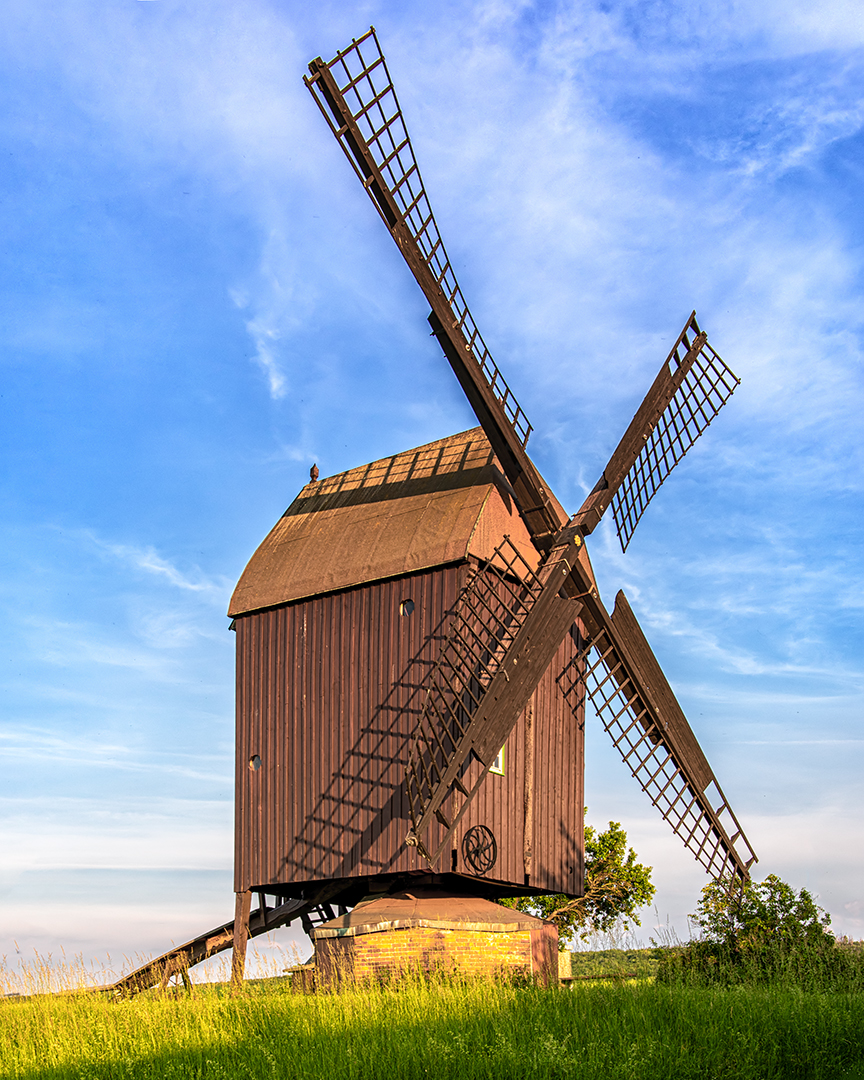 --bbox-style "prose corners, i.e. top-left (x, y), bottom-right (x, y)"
top-left (657, 937), bottom-right (864, 992)
top-left (0, 941), bottom-right (302, 998)
top-left (3, 968), bottom-right (864, 1079)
